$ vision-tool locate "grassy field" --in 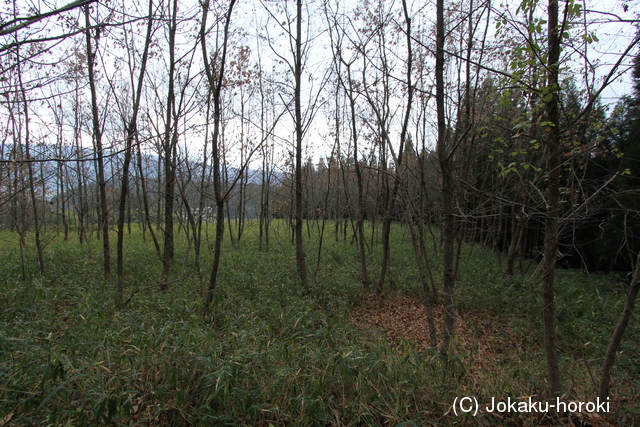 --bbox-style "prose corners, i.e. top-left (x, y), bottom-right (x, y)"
top-left (0, 221), bottom-right (638, 426)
